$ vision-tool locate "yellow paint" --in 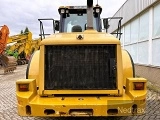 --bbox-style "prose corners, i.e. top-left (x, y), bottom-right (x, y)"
top-left (40, 32), bottom-right (120, 45)
top-left (16, 30), bottom-right (147, 117)
top-left (16, 78), bottom-right (146, 116)
top-left (7, 32), bottom-right (40, 59)
top-left (44, 90), bottom-right (119, 95)
top-left (122, 50), bottom-right (134, 86)
top-left (27, 50), bottom-right (40, 85)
